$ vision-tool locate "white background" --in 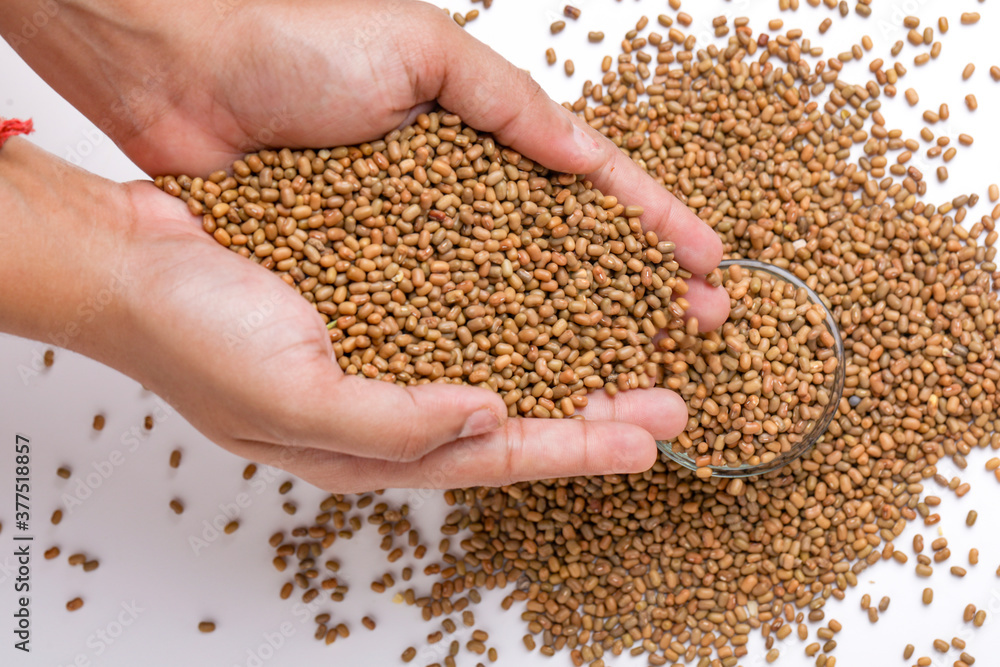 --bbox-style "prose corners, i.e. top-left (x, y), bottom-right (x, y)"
top-left (3, 0), bottom-right (1000, 666)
